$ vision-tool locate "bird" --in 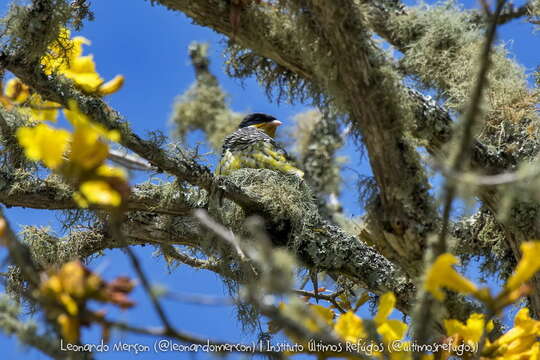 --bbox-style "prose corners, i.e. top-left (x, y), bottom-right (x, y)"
top-left (217, 113), bottom-right (304, 178)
